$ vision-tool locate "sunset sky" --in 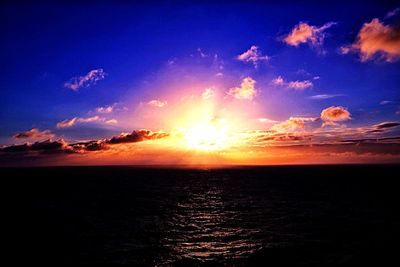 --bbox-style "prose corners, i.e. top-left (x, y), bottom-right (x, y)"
top-left (1, 1), bottom-right (400, 166)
